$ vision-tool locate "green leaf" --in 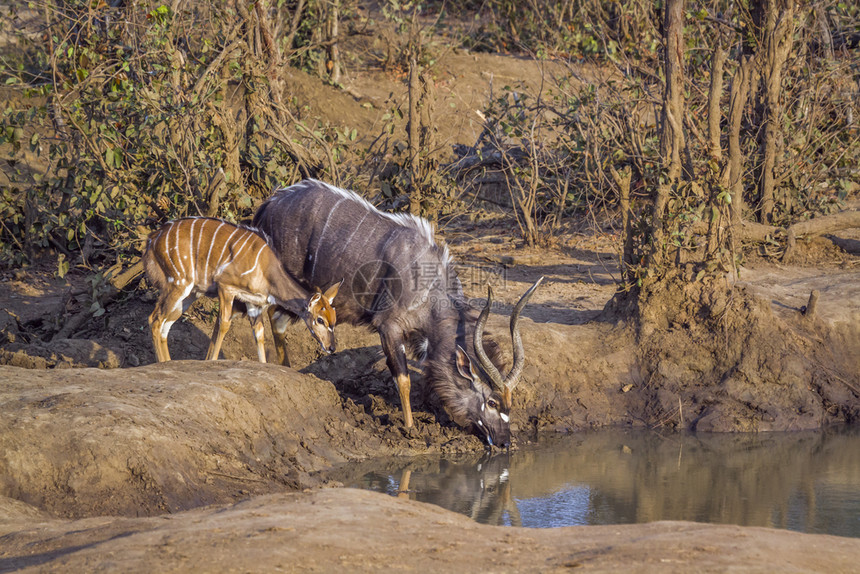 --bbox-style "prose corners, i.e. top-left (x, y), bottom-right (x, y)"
top-left (57, 254), bottom-right (69, 279)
